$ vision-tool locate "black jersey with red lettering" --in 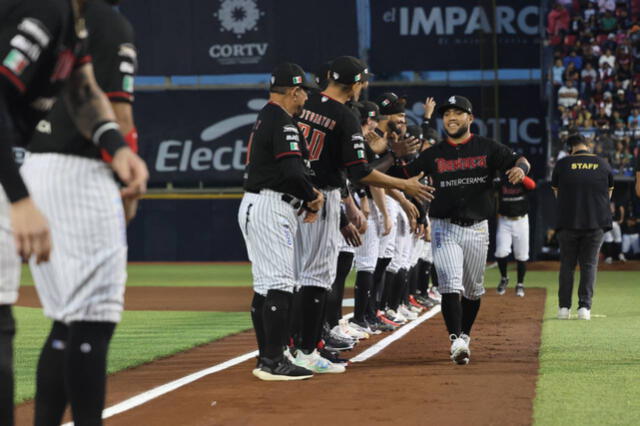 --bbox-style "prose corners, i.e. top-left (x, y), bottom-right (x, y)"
top-left (296, 92), bottom-right (371, 189)
top-left (28, 0), bottom-right (136, 158)
top-left (498, 179), bottom-right (530, 217)
top-left (0, 0), bottom-right (89, 145)
top-left (243, 101), bottom-right (314, 200)
top-left (404, 134), bottom-right (520, 221)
